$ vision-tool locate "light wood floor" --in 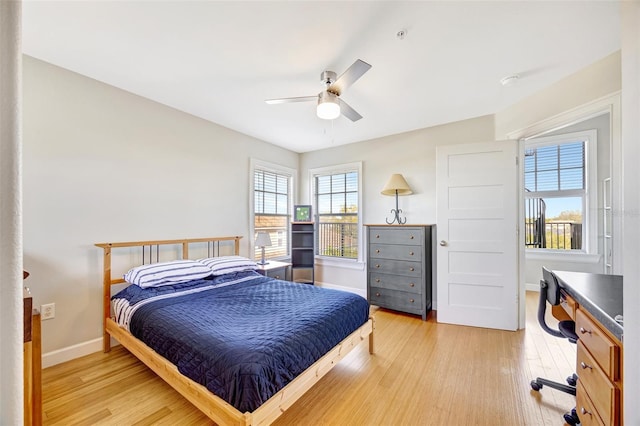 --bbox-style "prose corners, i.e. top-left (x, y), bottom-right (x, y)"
top-left (41, 291), bottom-right (577, 425)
